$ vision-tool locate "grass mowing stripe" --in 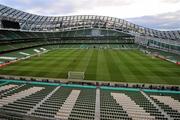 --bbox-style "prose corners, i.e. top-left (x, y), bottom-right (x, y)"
top-left (55, 49), bottom-right (85, 78)
top-left (113, 50), bottom-right (137, 82)
top-left (132, 53), bottom-right (180, 84)
top-left (0, 49), bottom-right (179, 85)
top-left (0, 49), bottom-right (77, 77)
top-left (1, 50), bottom-right (65, 70)
top-left (125, 51), bottom-right (161, 83)
top-left (136, 51), bottom-right (180, 77)
top-left (34, 49), bottom-right (77, 77)
top-left (73, 49), bottom-right (93, 72)
top-left (41, 49), bottom-right (77, 70)
top-left (127, 51), bottom-right (166, 84)
top-left (117, 50), bottom-right (149, 83)
top-left (108, 49), bottom-right (127, 82)
top-left (132, 51), bottom-right (180, 84)
top-left (103, 49), bottom-right (125, 82)
top-left (110, 50), bottom-right (133, 82)
top-left (83, 49), bottom-right (94, 72)
top-left (96, 49), bottom-right (111, 81)
top-left (65, 50), bottom-right (87, 71)
top-left (128, 53), bottom-right (176, 84)
top-left (21, 50), bottom-right (72, 70)
top-left (85, 49), bottom-right (98, 80)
